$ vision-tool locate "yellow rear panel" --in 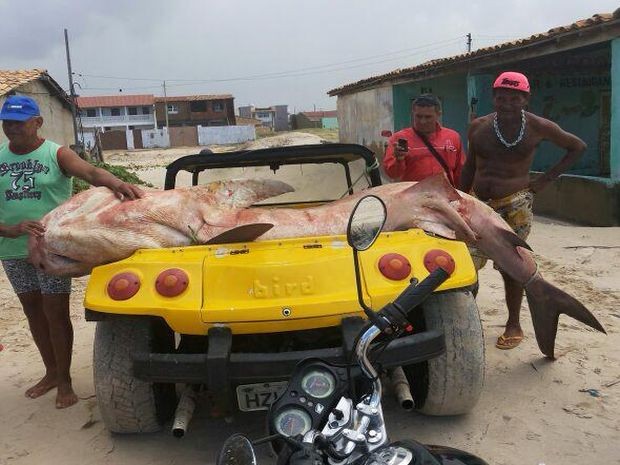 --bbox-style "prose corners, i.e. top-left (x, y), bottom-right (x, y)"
top-left (84, 230), bottom-right (476, 335)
